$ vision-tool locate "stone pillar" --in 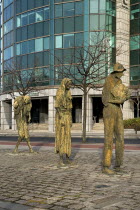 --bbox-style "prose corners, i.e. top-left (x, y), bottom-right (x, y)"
top-left (116, 0), bottom-right (133, 119)
top-left (87, 96), bottom-right (93, 131)
top-left (1, 100), bottom-right (12, 130)
top-left (12, 99), bottom-right (16, 130)
top-left (82, 95), bottom-right (93, 132)
top-left (48, 96), bottom-right (55, 132)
